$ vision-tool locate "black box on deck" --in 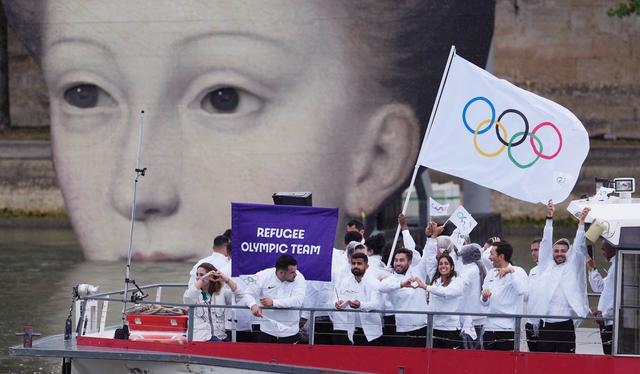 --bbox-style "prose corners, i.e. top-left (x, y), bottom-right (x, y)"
top-left (272, 192), bottom-right (312, 206)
